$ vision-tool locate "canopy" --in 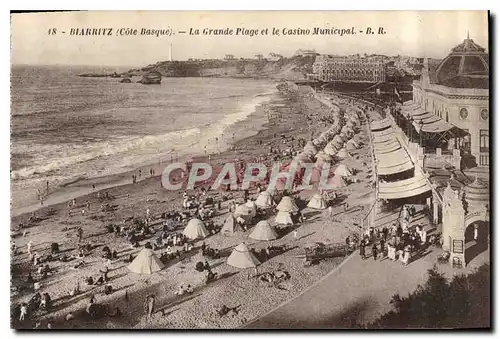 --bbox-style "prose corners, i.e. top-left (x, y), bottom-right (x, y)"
top-left (401, 104), bottom-right (458, 134)
top-left (373, 139), bottom-right (401, 154)
top-left (276, 196), bottom-right (299, 213)
top-left (334, 164), bottom-right (353, 177)
top-left (249, 220), bottom-right (278, 241)
top-left (376, 147), bottom-right (414, 176)
top-left (255, 191), bottom-right (273, 208)
top-left (245, 200), bottom-right (258, 218)
top-left (227, 243), bottom-right (261, 268)
top-left (127, 248), bottom-right (164, 274)
top-left (378, 175), bottom-right (431, 200)
top-left (220, 215), bottom-right (244, 236)
top-left (307, 193), bottom-right (327, 210)
top-left (183, 218), bottom-right (209, 240)
top-left (275, 211), bottom-right (294, 225)
top-left (370, 118), bottom-right (392, 131)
